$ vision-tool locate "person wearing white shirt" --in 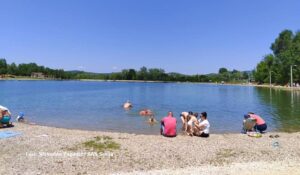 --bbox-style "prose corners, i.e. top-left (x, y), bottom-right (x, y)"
top-left (194, 112), bottom-right (210, 137)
